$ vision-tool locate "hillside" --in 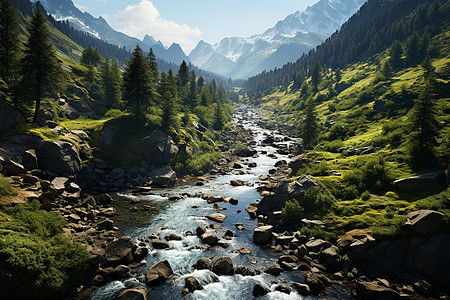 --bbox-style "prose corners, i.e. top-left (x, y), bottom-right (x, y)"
top-left (244, 0), bottom-right (450, 241)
